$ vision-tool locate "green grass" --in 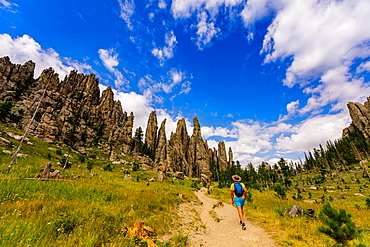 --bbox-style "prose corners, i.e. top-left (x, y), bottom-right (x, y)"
top-left (2, 122), bottom-right (370, 246)
top-left (209, 172), bottom-right (370, 247)
top-left (0, 124), bottom-right (196, 246)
